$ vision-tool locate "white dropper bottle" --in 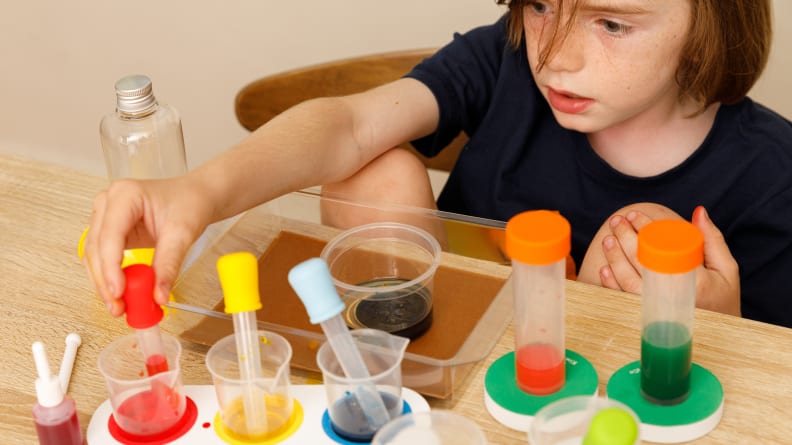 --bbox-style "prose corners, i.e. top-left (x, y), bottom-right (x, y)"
top-left (32, 341), bottom-right (83, 445)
